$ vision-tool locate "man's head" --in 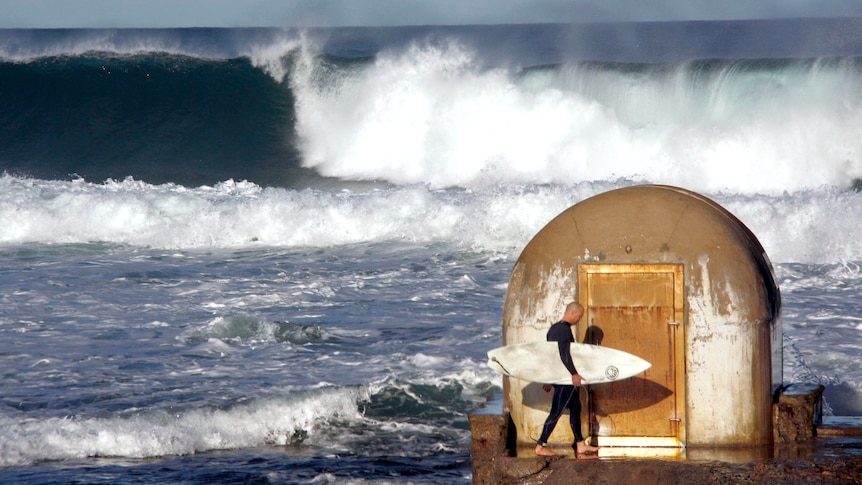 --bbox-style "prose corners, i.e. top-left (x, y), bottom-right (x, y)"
top-left (563, 301), bottom-right (584, 324)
